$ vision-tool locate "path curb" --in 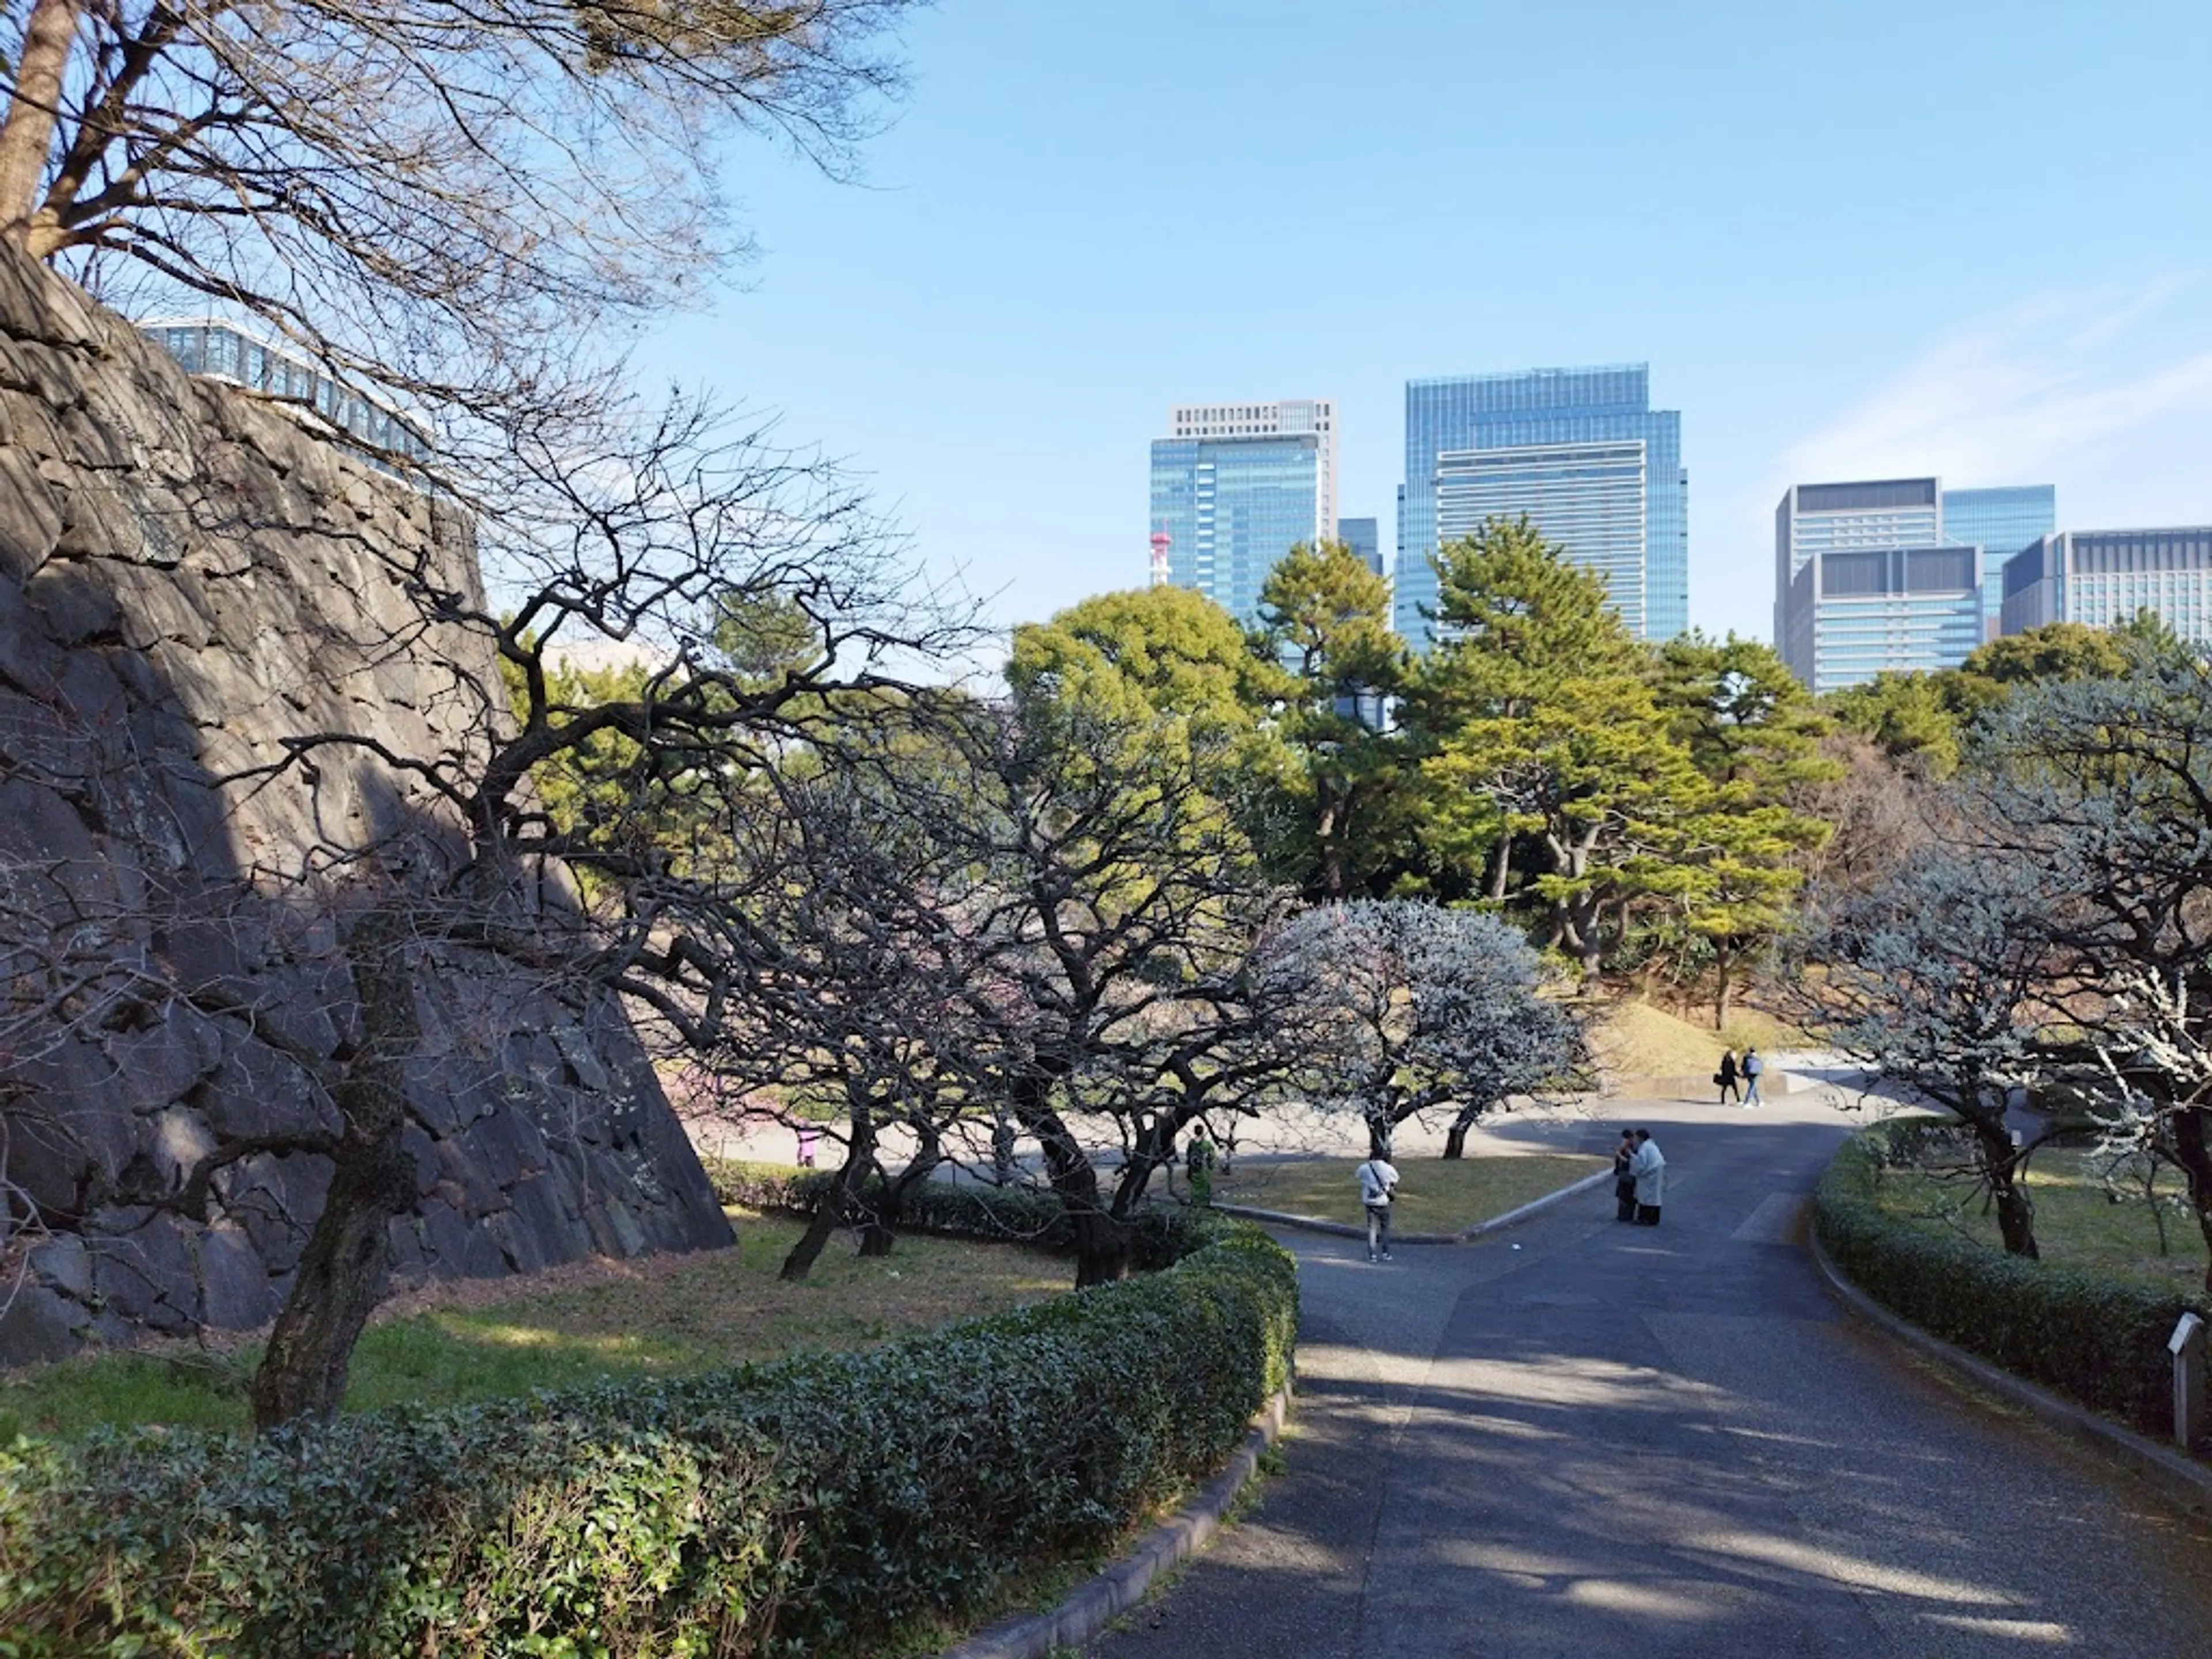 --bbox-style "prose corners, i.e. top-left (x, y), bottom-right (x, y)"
top-left (1808, 1226), bottom-right (2212, 1520)
top-left (937, 1387), bottom-right (1293, 1659)
top-left (1213, 1168), bottom-right (1612, 1245)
